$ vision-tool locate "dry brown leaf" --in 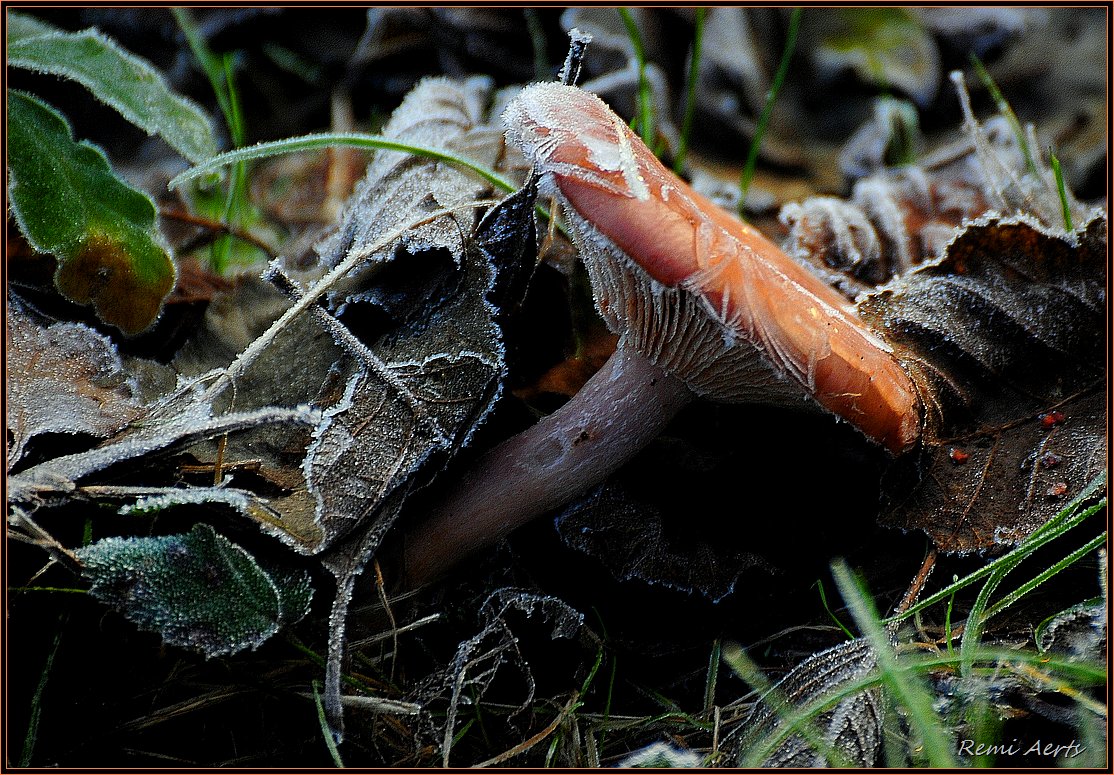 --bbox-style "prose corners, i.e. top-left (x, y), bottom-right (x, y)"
top-left (861, 217), bottom-right (1106, 552)
top-left (554, 480), bottom-right (771, 603)
top-left (290, 75), bottom-right (502, 312)
top-left (176, 77), bottom-right (510, 559)
top-left (7, 294), bottom-right (143, 470)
